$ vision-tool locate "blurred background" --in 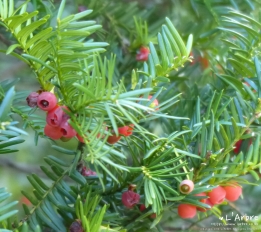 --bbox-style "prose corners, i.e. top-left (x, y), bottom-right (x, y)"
top-left (1, 0), bottom-right (261, 231)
